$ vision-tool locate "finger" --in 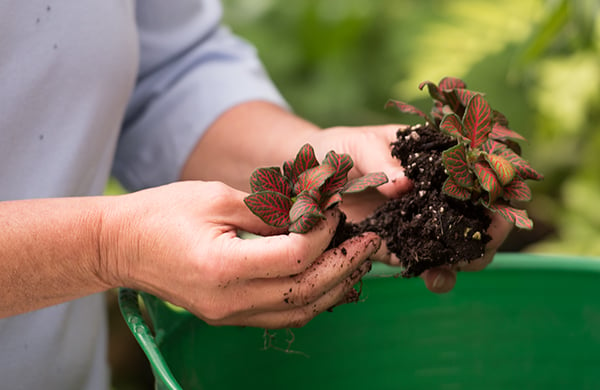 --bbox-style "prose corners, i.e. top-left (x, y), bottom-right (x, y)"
top-left (420, 267), bottom-right (456, 294)
top-left (453, 212), bottom-right (513, 272)
top-left (220, 260), bottom-right (372, 329)
top-left (227, 233), bottom-right (381, 314)
top-left (350, 125), bottom-right (413, 198)
top-left (225, 209), bottom-right (341, 279)
top-left (365, 237), bottom-right (400, 265)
